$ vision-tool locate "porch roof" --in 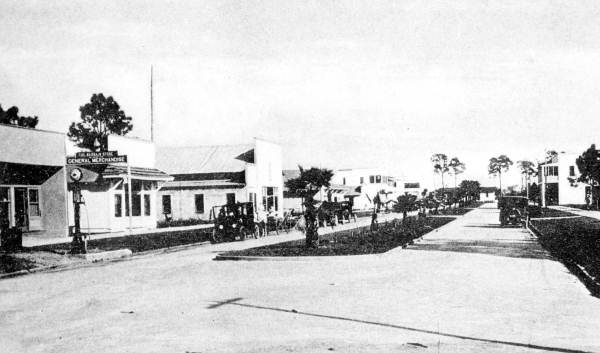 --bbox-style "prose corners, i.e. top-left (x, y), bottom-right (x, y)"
top-left (66, 165), bottom-right (173, 183)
